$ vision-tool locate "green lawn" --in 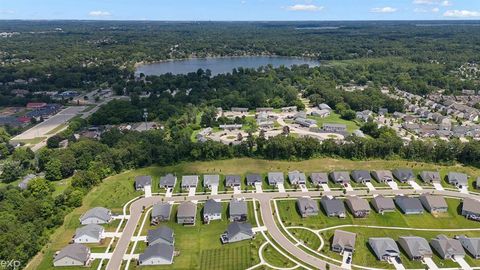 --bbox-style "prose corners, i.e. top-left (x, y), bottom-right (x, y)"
top-left (288, 228), bottom-right (321, 250)
top-left (308, 112), bottom-right (360, 133)
top-left (45, 123), bottom-right (68, 135)
top-left (262, 243), bottom-right (297, 268)
top-left (11, 136), bottom-right (46, 145)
